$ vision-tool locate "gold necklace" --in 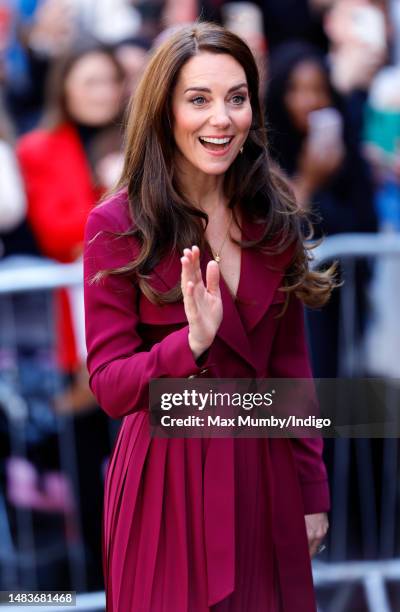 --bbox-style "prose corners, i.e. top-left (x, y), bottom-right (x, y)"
top-left (211, 209), bottom-right (233, 263)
